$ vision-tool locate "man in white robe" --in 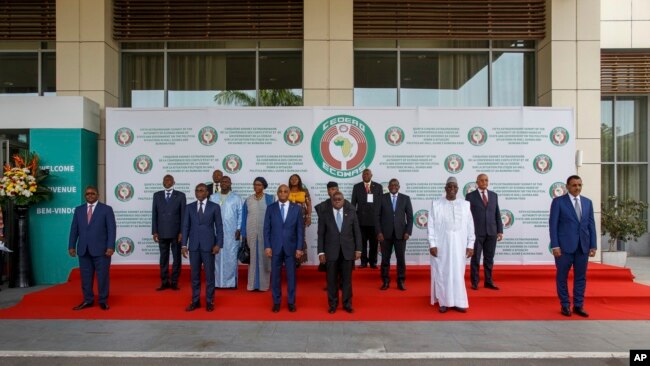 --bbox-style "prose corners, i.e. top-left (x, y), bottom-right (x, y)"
top-left (211, 176), bottom-right (242, 288)
top-left (427, 176), bottom-right (475, 313)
